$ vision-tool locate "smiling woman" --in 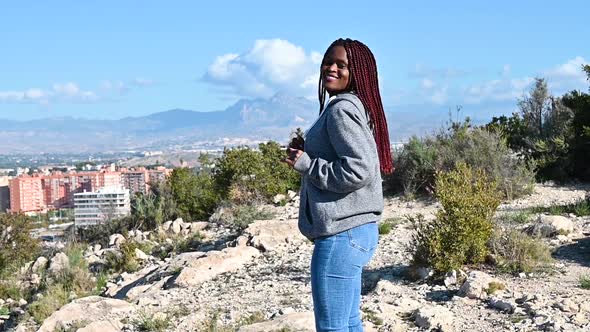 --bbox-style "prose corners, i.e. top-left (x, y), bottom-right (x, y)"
top-left (284, 38), bottom-right (393, 332)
